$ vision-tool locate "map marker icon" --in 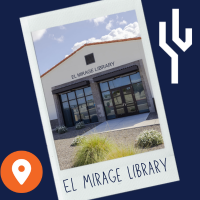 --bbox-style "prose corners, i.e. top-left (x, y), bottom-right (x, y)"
top-left (12, 159), bottom-right (31, 185)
